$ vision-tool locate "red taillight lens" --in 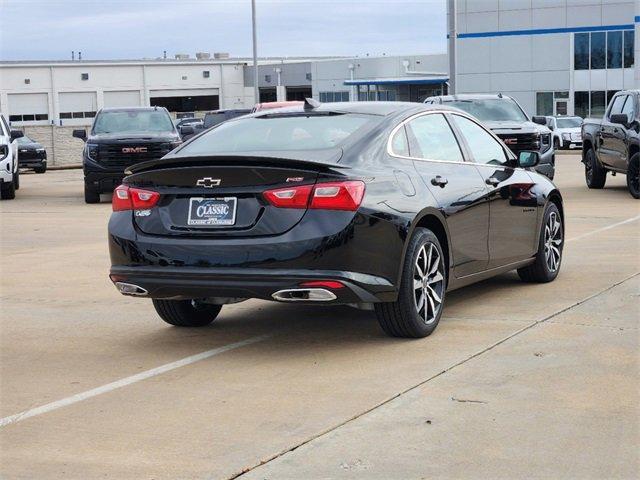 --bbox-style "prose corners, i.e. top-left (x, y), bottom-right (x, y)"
top-left (262, 184), bottom-right (313, 208)
top-left (112, 185), bottom-right (160, 212)
top-left (309, 181), bottom-right (365, 211)
top-left (263, 180), bottom-right (365, 211)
